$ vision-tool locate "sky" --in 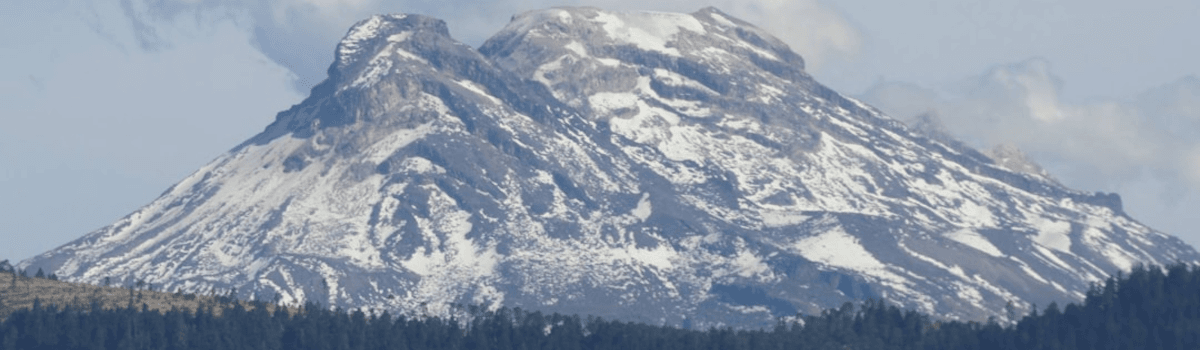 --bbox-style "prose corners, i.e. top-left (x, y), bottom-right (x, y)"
top-left (1, 0), bottom-right (1197, 261)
